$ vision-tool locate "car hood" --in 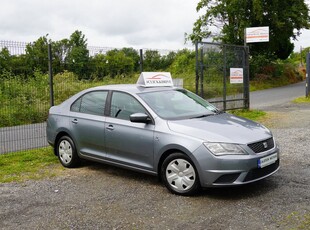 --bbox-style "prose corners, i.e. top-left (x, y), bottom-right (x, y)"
top-left (167, 113), bottom-right (272, 144)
